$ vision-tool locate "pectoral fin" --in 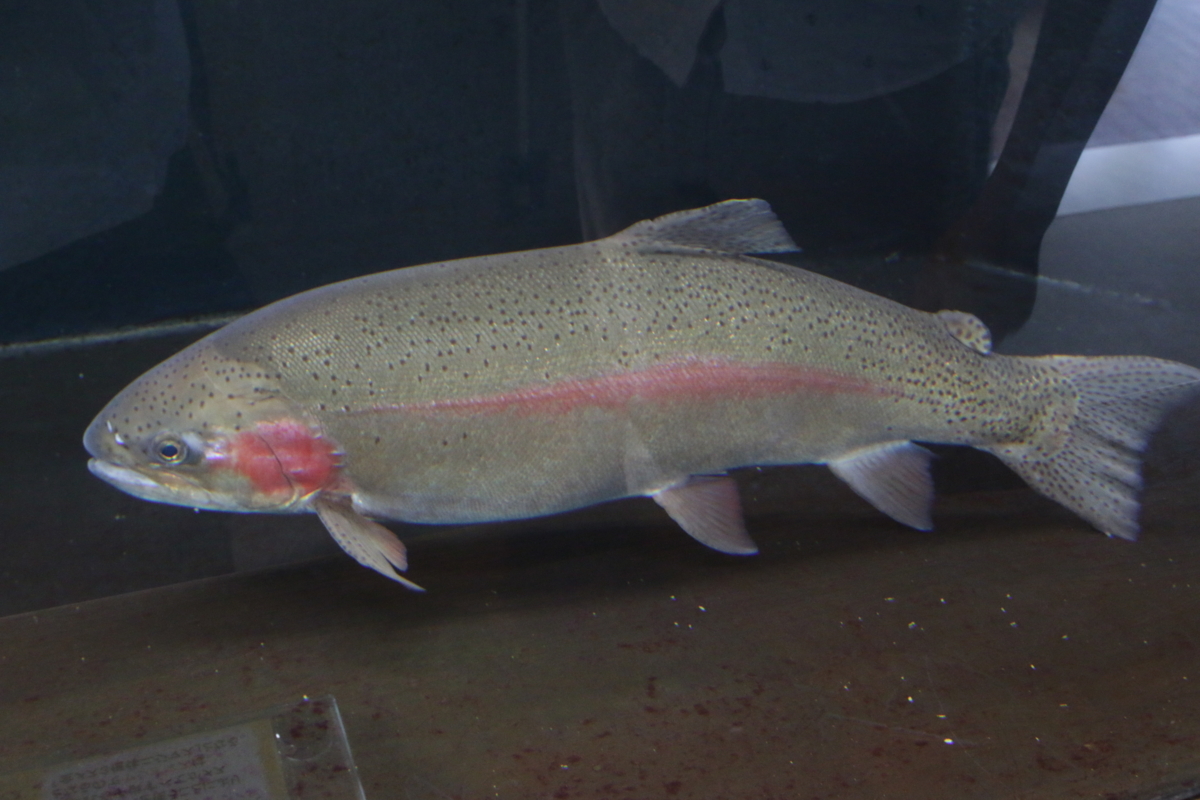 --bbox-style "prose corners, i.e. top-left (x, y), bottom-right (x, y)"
top-left (827, 441), bottom-right (935, 531)
top-left (652, 475), bottom-right (759, 555)
top-left (312, 495), bottom-right (425, 591)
